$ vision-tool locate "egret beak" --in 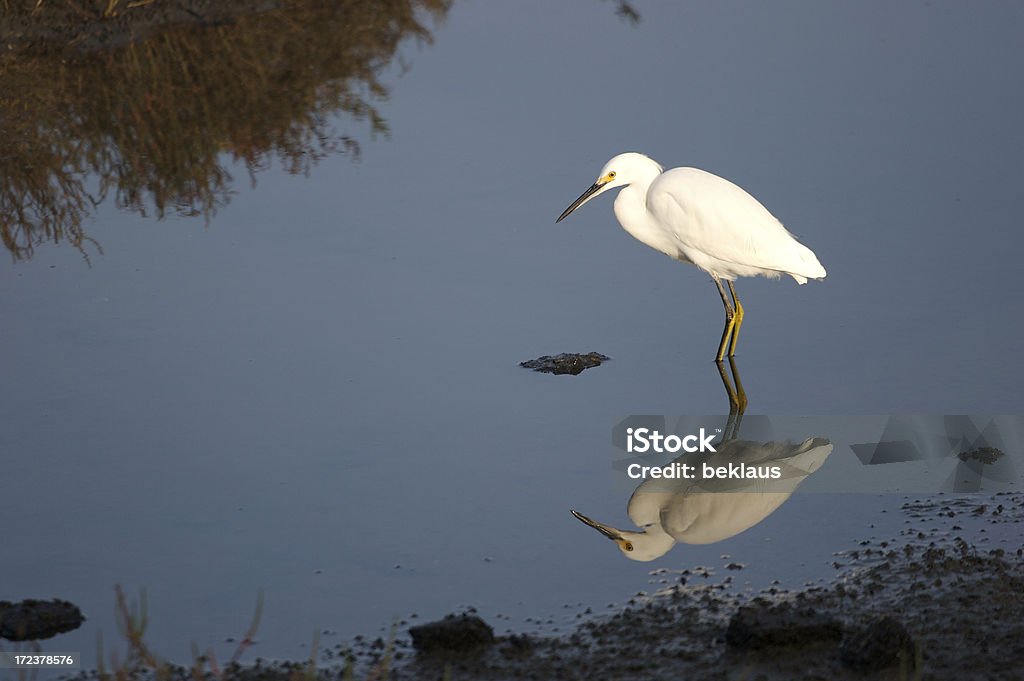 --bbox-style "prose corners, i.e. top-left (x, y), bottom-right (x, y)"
top-left (556, 181), bottom-right (605, 223)
top-left (570, 509), bottom-right (623, 541)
